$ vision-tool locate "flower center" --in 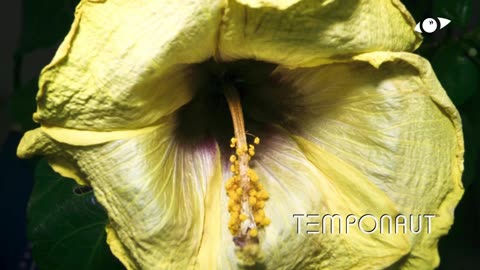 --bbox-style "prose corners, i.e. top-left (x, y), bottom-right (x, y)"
top-left (223, 81), bottom-right (270, 263)
top-left (173, 59), bottom-right (292, 264)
